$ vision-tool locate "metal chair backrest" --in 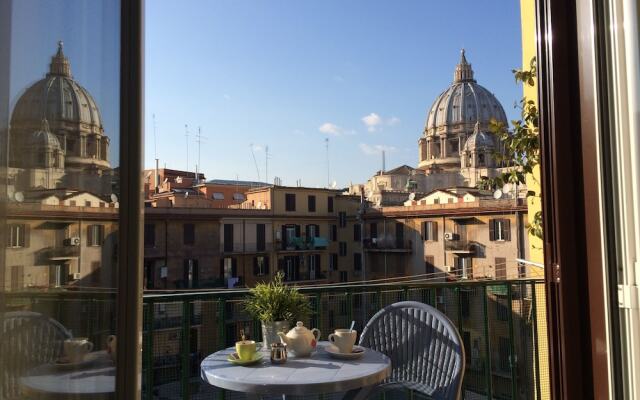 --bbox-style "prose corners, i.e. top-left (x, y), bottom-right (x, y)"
top-left (1, 311), bottom-right (72, 399)
top-left (359, 301), bottom-right (465, 400)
